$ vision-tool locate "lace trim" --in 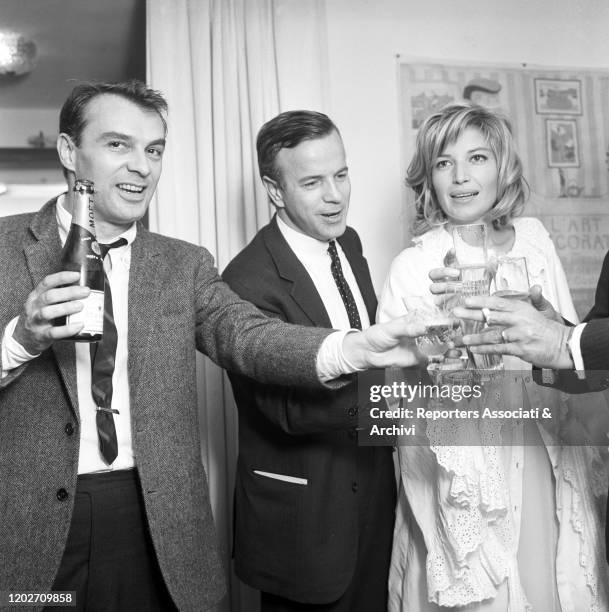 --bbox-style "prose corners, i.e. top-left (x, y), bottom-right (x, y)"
top-left (562, 446), bottom-right (609, 612)
top-left (422, 386), bottom-right (530, 607)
